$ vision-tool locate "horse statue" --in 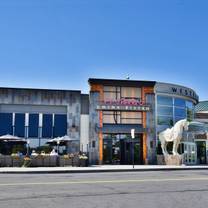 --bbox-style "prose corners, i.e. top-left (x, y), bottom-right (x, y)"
top-left (159, 119), bottom-right (190, 156)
